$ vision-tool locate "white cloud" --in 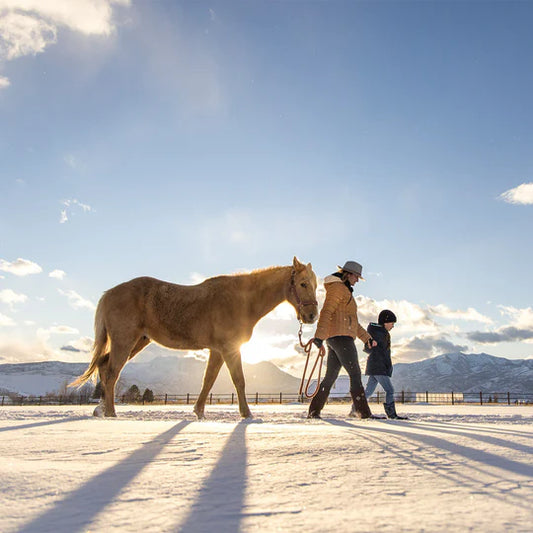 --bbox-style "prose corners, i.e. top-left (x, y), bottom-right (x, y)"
top-left (59, 198), bottom-right (94, 223)
top-left (393, 334), bottom-right (469, 363)
top-left (0, 257), bottom-right (42, 276)
top-left (499, 182), bottom-right (533, 205)
top-left (0, 334), bottom-right (55, 363)
top-left (0, 75), bottom-right (10, 88)
top-left (58, 289), bottom-right (96, 310)
top-left (357, 296), bottom-right (437, 332)
top-left (47, 325), bottom-right (79, 335)
top-left (427, 304), bottom-right (492, 324)
top-left (0, 0), bottom-right (131, 87)
top-left (49, 269), bottom-right (66, 279)
top-left (0, 313), bottom-right (16, 326)
top-left (498, 305), bottom-right (533, 329)
top-left (0, 288), bottom-right (28, 306)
